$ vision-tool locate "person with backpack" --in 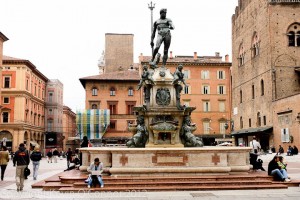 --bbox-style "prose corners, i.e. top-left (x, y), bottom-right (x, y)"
top-left (13, 143), bottom-right (30, 192)
top-left (30, 146), bottom-right (42, 180)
